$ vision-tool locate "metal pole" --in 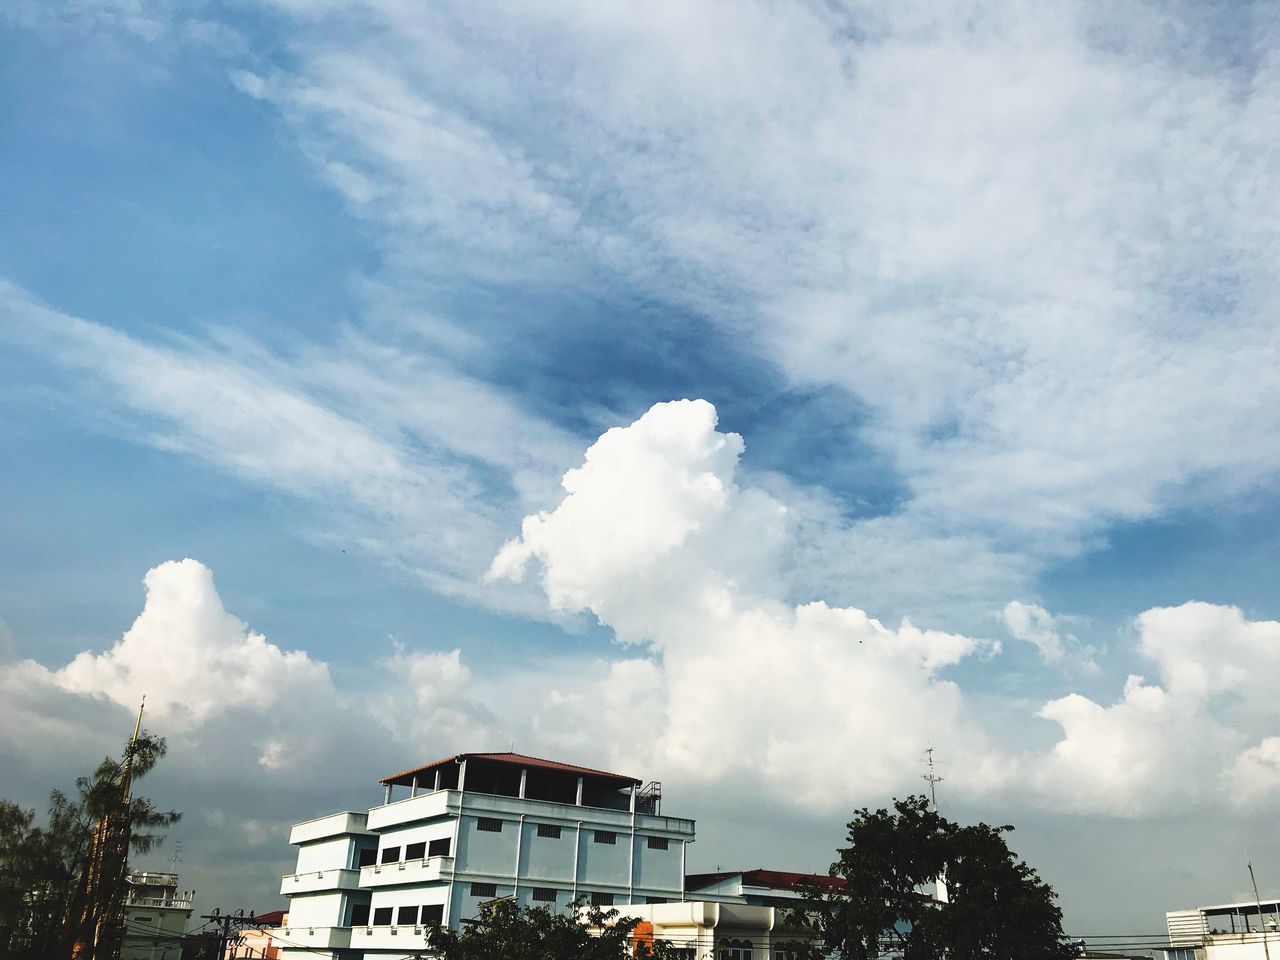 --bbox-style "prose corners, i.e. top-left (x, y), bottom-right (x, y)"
top-left (1251, 862), bottom-right (1272, 960)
